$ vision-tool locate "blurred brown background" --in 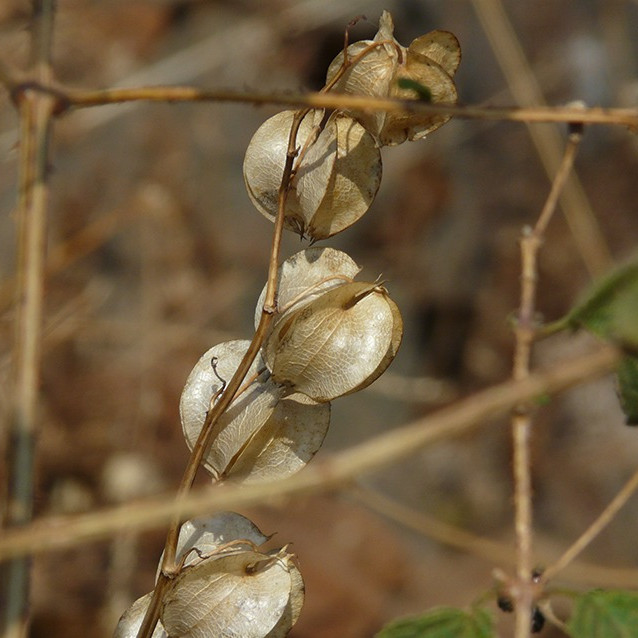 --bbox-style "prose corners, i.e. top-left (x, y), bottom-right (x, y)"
top-left (1, 1), bottom-right (638, 636)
